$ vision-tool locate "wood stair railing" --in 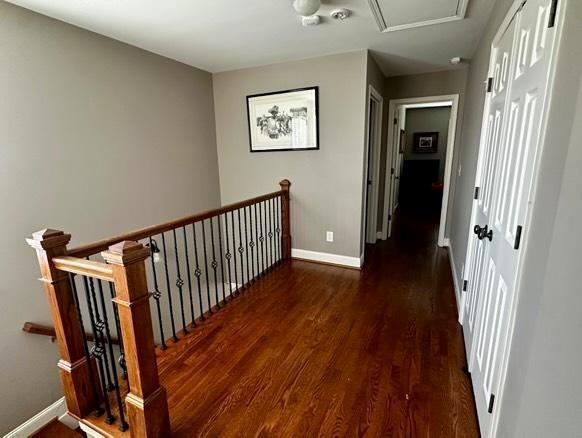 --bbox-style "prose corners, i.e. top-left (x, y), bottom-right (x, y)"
top-left (26, 180), bottom-right (291, 437)
top-left (23, 322), bottom-right (120, 345)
